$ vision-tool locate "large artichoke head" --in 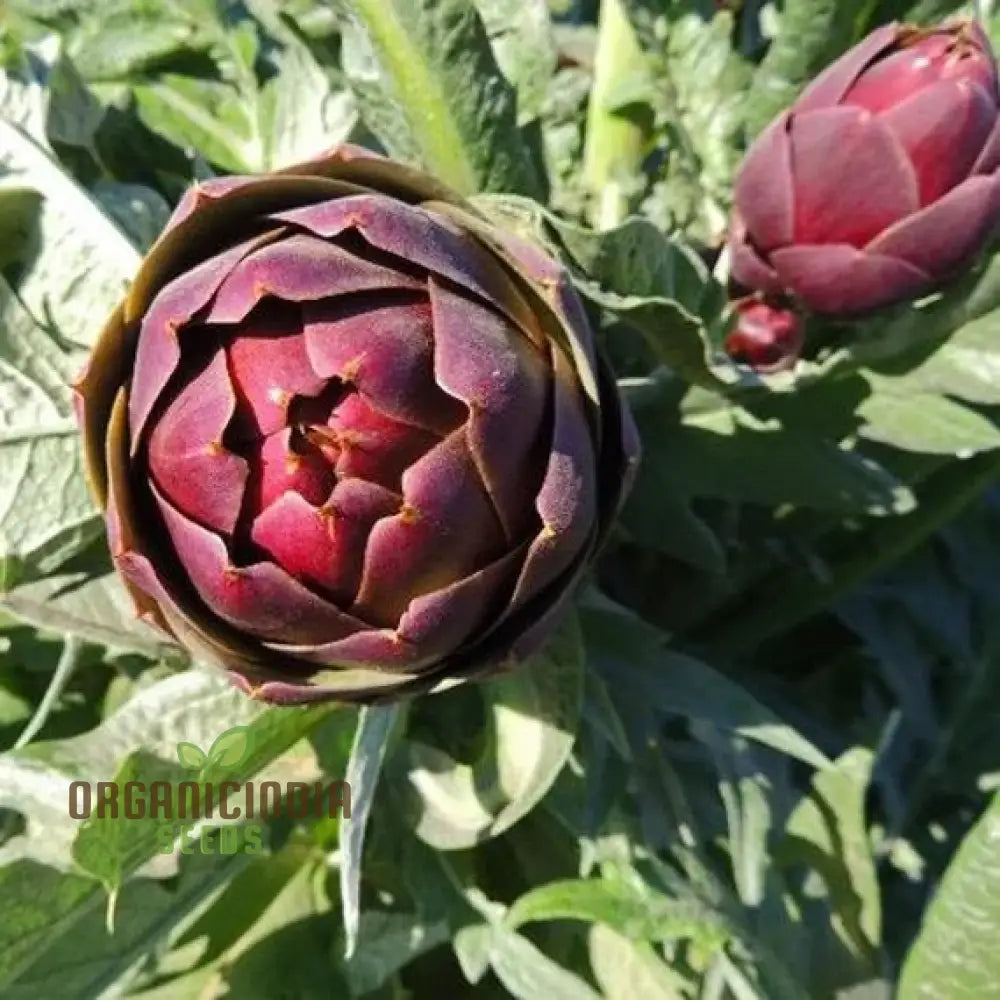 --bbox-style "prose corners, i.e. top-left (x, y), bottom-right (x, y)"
top-left (76, 146), bottom-right (638, 704)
